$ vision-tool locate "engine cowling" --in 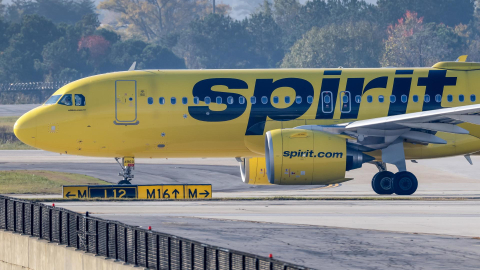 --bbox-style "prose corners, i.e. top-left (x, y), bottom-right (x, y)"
top-left (239, 157), bottom-right (271, 185)
top-left (265, 129), bottom-right (373, 185)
